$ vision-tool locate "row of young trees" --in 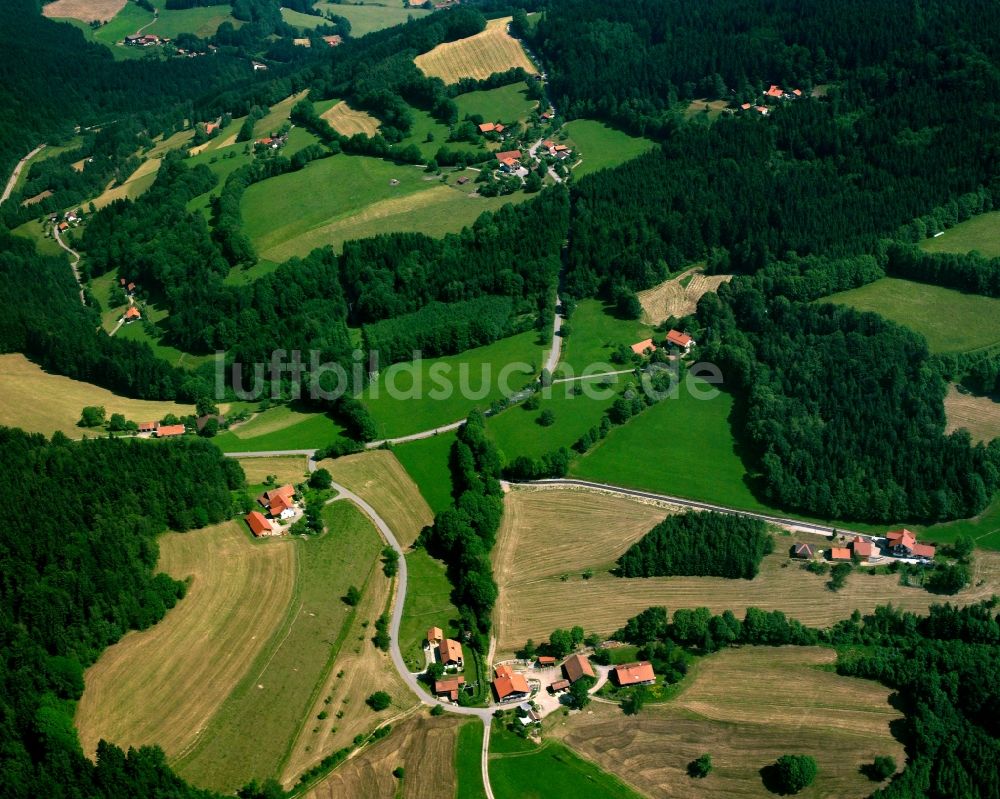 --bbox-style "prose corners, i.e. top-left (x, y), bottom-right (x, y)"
top-left (616, 511), bottom-right (772, 580)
